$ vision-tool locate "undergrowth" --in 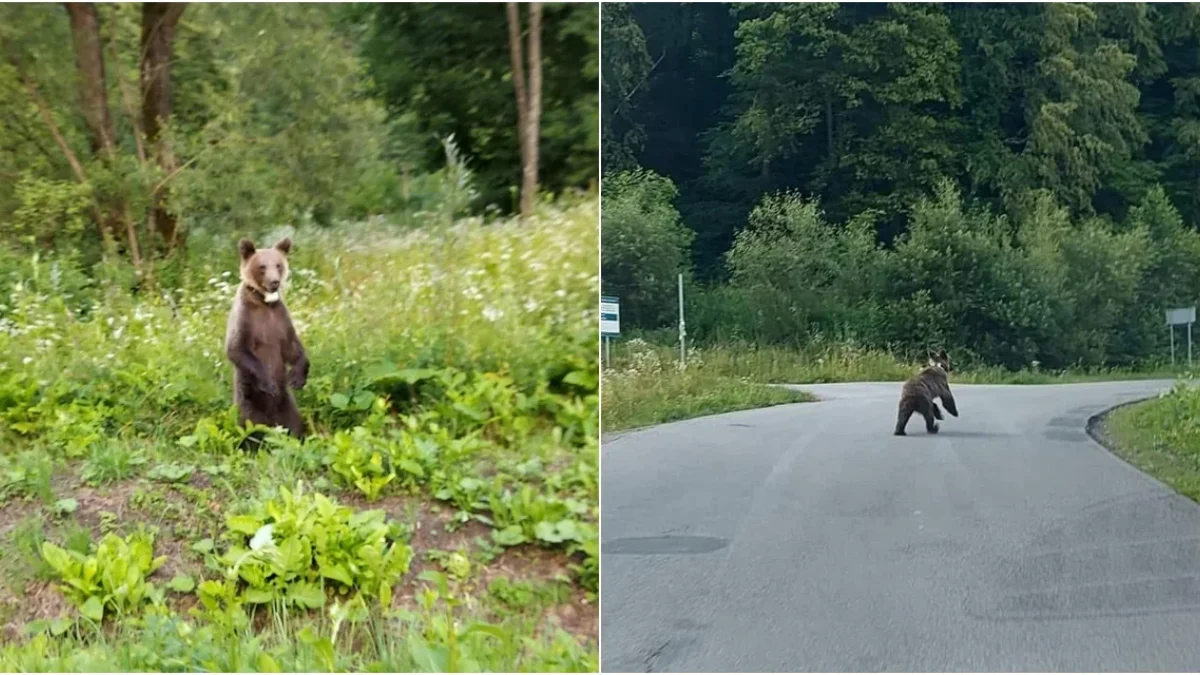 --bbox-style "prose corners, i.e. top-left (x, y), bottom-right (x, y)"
top-left (0, 196), bottom-right (598, 672)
